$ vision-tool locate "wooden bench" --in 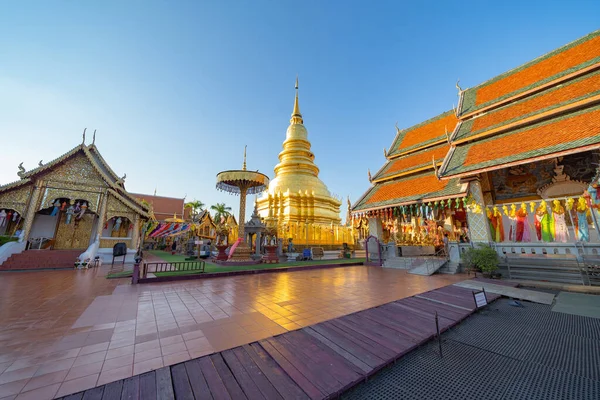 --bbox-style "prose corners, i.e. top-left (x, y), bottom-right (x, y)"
top-left (311, 247), bottom-right (324, 260)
